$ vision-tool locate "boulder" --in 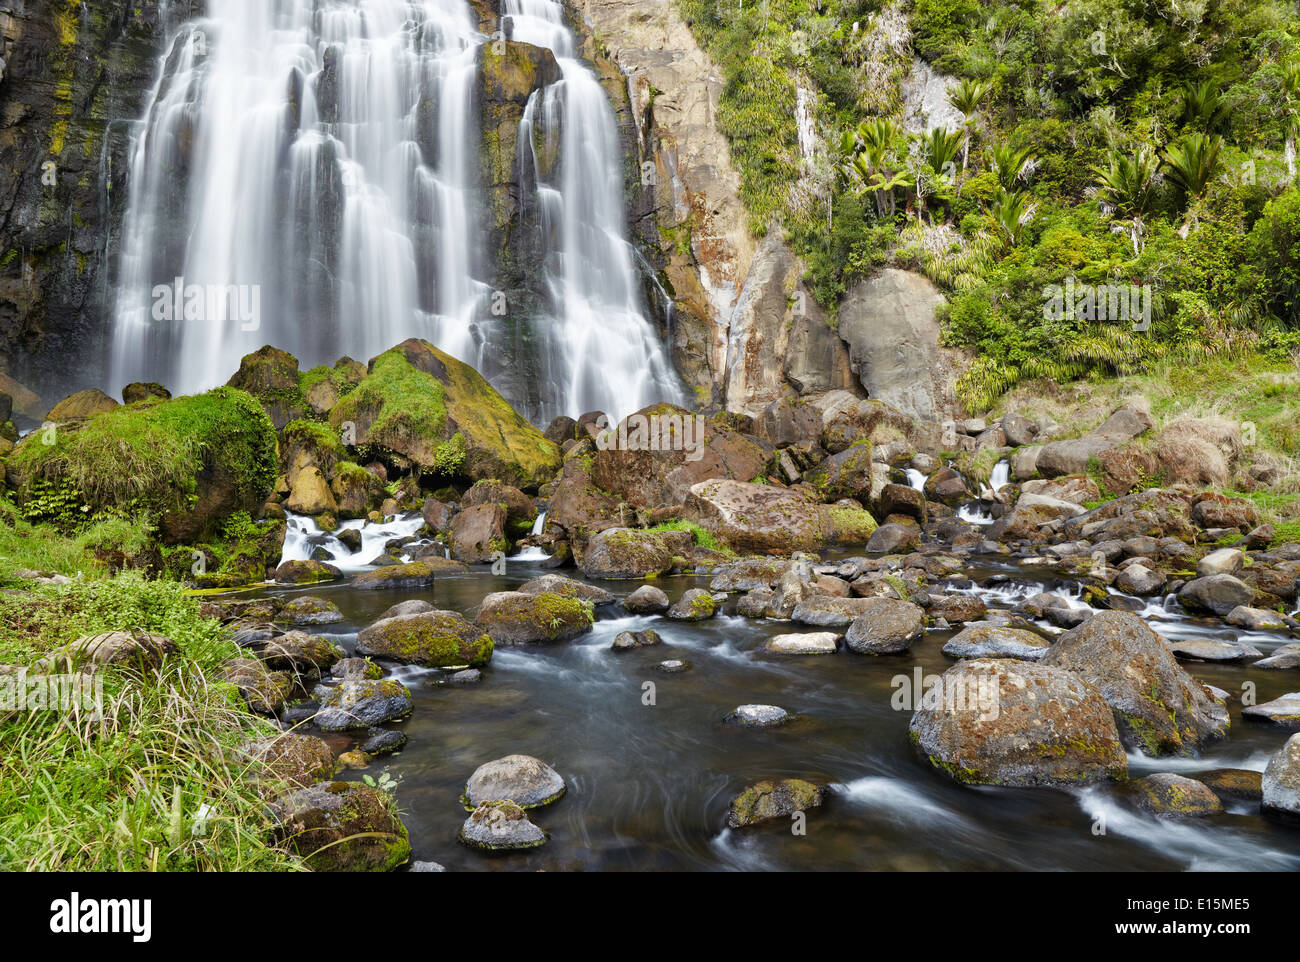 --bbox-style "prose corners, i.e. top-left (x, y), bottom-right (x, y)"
top-left (276, 596), bottom-right (344, 626)
top-left (461, 479), bottom-right (536, 525)
top-left (878, 483), bottom-right (926, 521)
top-left (1178, 574), bottom-right (1254, 616)
top-left (682, 479), bottom-right (876, 553)
top-left (352, 561), bottom-right (438, 589)
top-left (1197, 548), bottom-right (1244, 577)
top-left (726, 778), bottom-right (824, 828)
top-left (578, 527), bottom-right (684, 579)
top-left (923, 466), bottom-right (971, 507)
top-left (1165, 638), bottom-right (1262, 663)
top-left (1242, 692), bottom-right (1300, 727)
top-left (611, 629), bottom-right (661, 651)
top-left (709, 558), bottom-right (794, 592)
top-left (765, 632), bottom-right (839, 655)
top-left (314, 678), bottom-right (414, 731)
top-left (1131, 773), bottom-right (1224, 817)
top-left (791, 595), bottom-right (888, 628)
top-left (221, 658), bottom-right (293, 715)
top-left (866, 523), bottom-right (920, 553)
top-left (421, 497), bottom-right (454, 533)
top-left (459, 799), bottom-right (546, 851)
top-left (242, 734), bottom-right (336, 794)
top-left (724, 705), bottom-right (790, 728)
top-left (1040, 611), bottom-right (1229, 755)
top-left (1035, 438), bottom-right (1116, 478)
top-left (227, 345), bottom-right (305, 429)
top-left (1253, 644), bottom-right (1300, 670)
top-left (464, 754), bottom-right (566, 809)
top-left (474, 591), bottom-right (593, 644)
top-left (259, 631), bottom-right (345, 676)
top-left (623, 584), bottom-right (671, 614)
top-left (356, 610), bottom-right (493, 667)
top-left (47, 389), bottom-right (119, 422)
top-left (272, 781), bottom-right (410, 871)
top-left (273, 559), bottom-right (342, 585)
top-left (518, 574), bottom-right (615, 607)
top-left (803, 444), bottom-right (874, 501)
top-left (909, 659), bottom-right (1127, 786)
top-left (1262, 733), bottom-right (1300, 819)
top-left (448, 503), bottom-right (508, 563)
top-left (45, 631), bottom-right (178, 674)
top-left (941, 624), bottom-right (1050, 661)
top-left (843, 599), bottom-right (925, 654)
top-left (667, 588), bottom-right (717, 621)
